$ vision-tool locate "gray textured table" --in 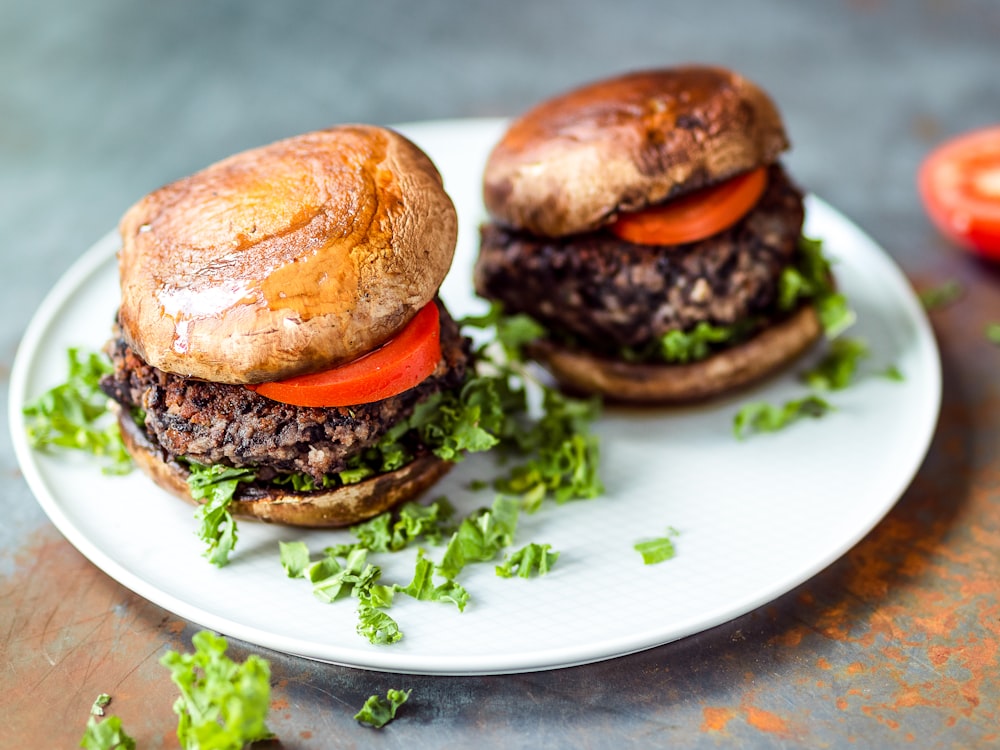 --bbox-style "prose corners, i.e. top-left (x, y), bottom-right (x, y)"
top-left (4, 1), bottom-right (1000, 747)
